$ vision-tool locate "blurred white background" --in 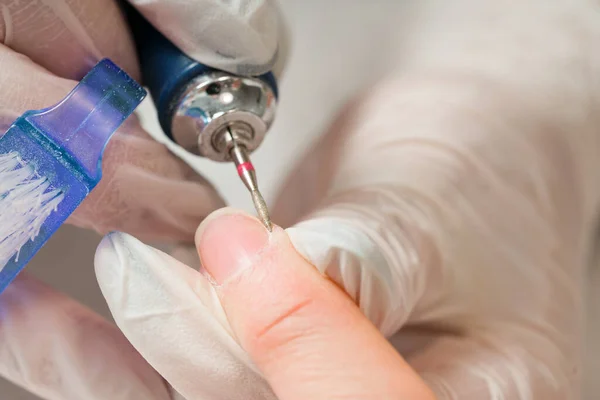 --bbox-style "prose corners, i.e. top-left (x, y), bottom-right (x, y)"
top-left (2, 0), bottom-right (598, 398)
